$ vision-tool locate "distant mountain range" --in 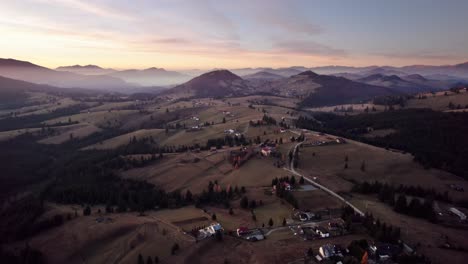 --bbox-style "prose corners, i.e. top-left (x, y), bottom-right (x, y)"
top-left (56, 65), bottom-right (116, 75)
top-left (108, 68), bottom-right (190, 86)
top-left (162, 69), bottom-right (396, 107)
top-left (2, 58), bottom-right (467, 101)
top-left (57, 64), bottom-right (191, 86)
top-left (0, 75), bottom-right (100, 105)
top-left (0, 59), bottom-right (132, 91)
